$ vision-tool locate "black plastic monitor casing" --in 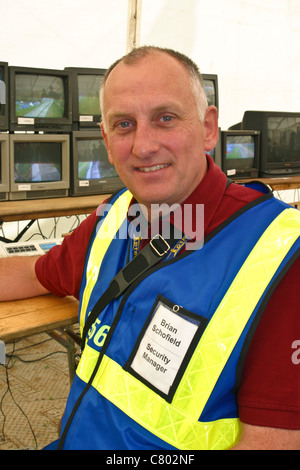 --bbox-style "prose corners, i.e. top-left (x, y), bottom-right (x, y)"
top-left (221, 129), bottom-right (260, 179)
top-left (65, 67), bottom-right (106, 130)
top-left (70, 130), bottom-right (125, 196)
top-left (9, 66), bottom-right (72, 133)
top-left (242, 110), bottom-right (300, 177)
